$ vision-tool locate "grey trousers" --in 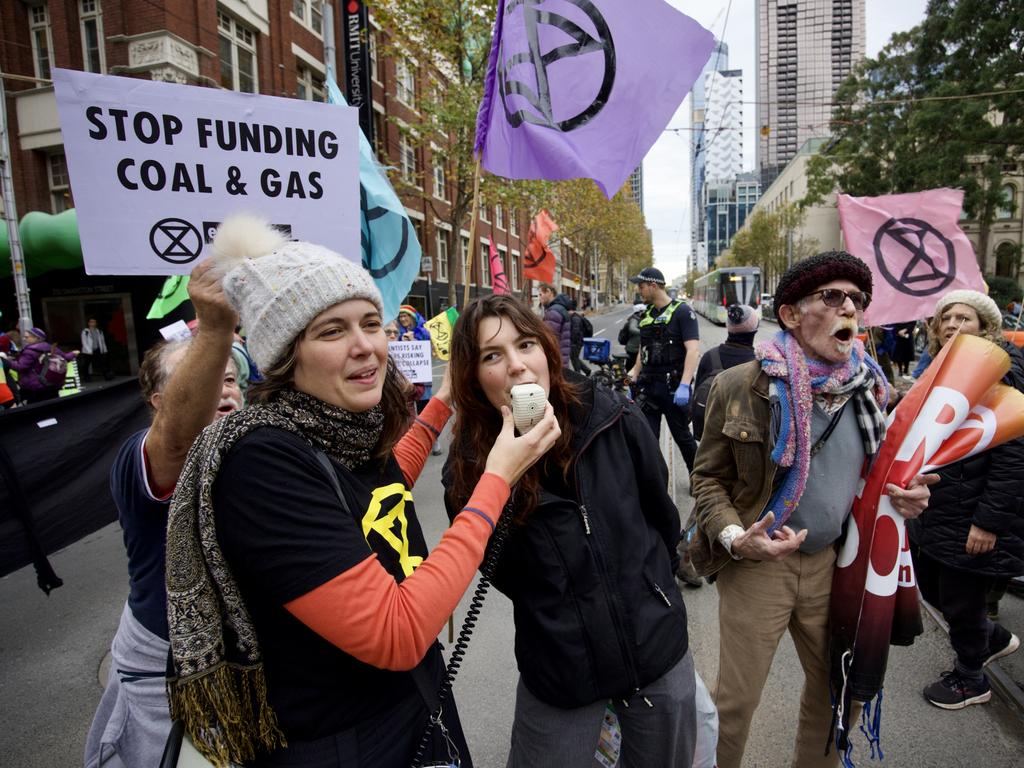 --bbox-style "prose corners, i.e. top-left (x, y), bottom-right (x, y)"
top-left (506, 650), bottom-right (697, 768)
top-left (84, 603), bottom-right (172, 768)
